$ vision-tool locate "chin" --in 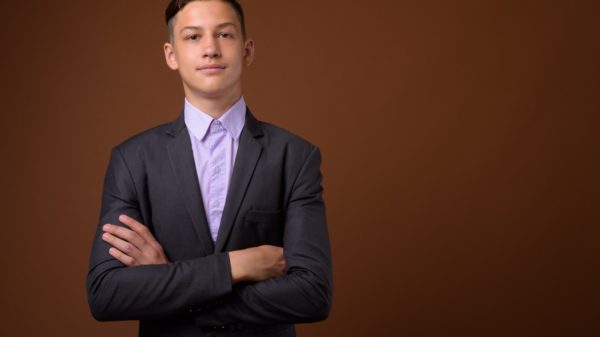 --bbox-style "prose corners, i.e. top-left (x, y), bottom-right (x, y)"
top-left (184, 80), bottom-right (240, 100)
top-left (196, 88), bottom-right (230, 99)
